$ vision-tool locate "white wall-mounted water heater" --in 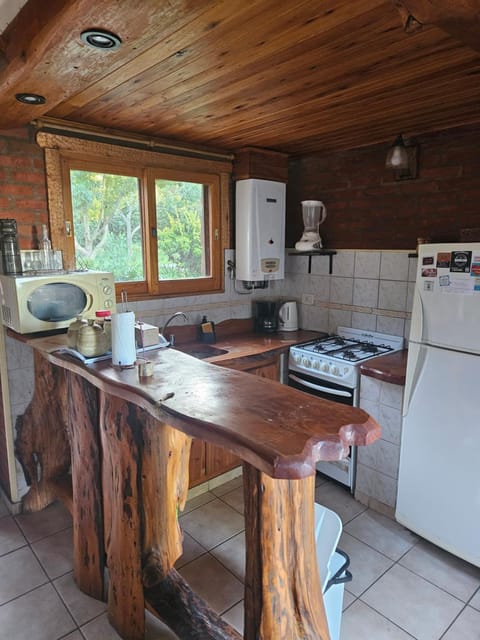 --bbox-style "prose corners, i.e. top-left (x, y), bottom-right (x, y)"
top-left (235, 178), bottom-right (285, 282)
